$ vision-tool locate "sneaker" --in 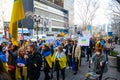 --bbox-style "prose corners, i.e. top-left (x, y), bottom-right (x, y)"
top-left (73, 72), bottom-right (77, 75)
